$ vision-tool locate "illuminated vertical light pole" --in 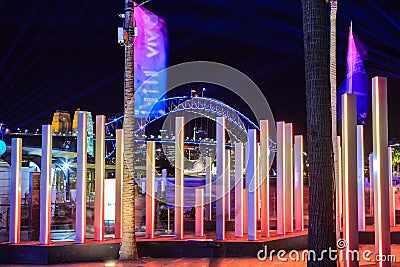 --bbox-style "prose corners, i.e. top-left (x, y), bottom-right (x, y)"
top-left (338, 136), bottom-right (343, 229)
top-left (369, 153), bottom-right (374, 216)
top-left (285, 123), bottom-right (293, 233)
top-left (175, 117), bottom-right (184, 239)
top-left (342, 94), bottom-right (359, 266)
top-left (388, 147), bottom-right (393, 186)
top-left (243, 188), bottom-right (248, 234)
top-left (195, 188), bottom-right (204, 236)
top-left (260, 120), bottom-right (270, 237)
top-left (216, 117), bottom-right (226, 240)
top-left (115, 129), bottom-right (124, 239)
top-left (243, 142), bottom-right (248, 235)
top-left (94, 115), bottom-right (106, 241)
top-left (357, 125), bottom-right (366, 231)
top-left (277, 121), bottom-right (286, 235)
top-left (372, 77), bottom-right (391, 265)
top-left (225, 149), bottom-right (231, 220)
top-left (40, 125), bottom-right (52, 244)
top-left (146, 141), bottom-right (155, 238)
top-left (294, 135), bottom-right (304, 231)
top-left (388, 147), bottom-right (395, 227)
top-left (247, 129), bottom-right (257, 241)
top-left (76, 113), bottom-right (87, 244)
top-left (235, 143), bottom-right (244, 237)
top-left (390, 186), bottom-right (396, 227)
top-left (205, 156), bottom-right (212, 221)
top-left (161, 169), bottom-right (167, 199)
top-left (9, 138), bottom-right (22, 244)
top-left (256, 144), bottom-right (260, 221)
